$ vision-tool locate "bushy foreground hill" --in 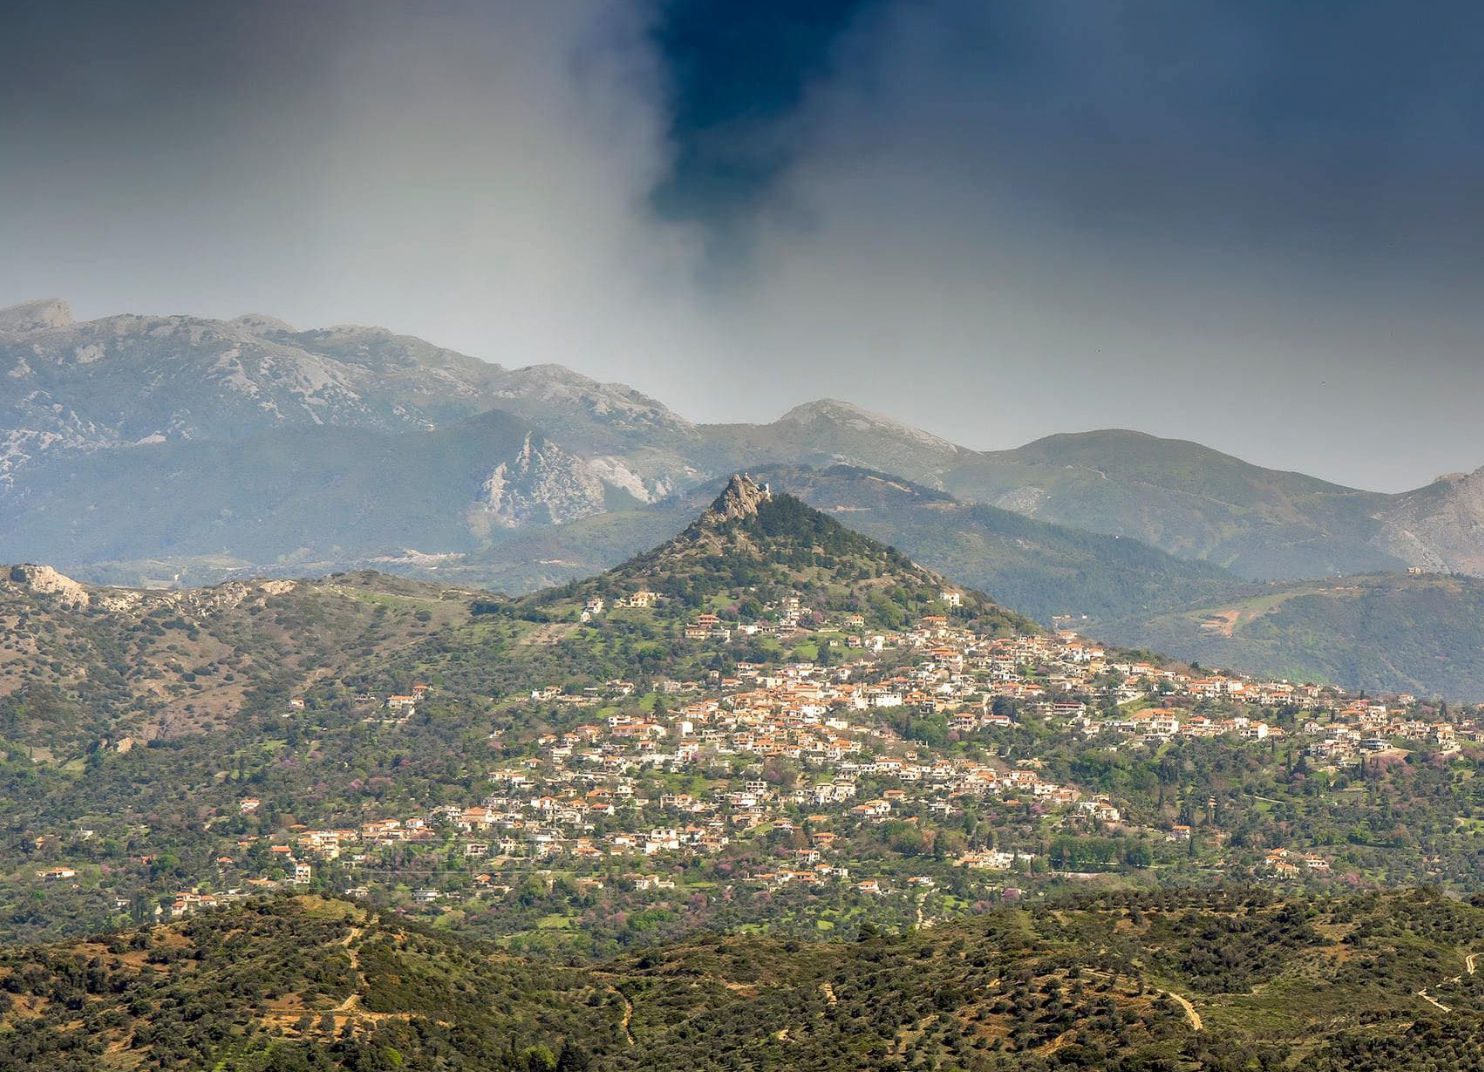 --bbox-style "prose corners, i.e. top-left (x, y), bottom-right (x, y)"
top-left (0, 889), bottom-right (1480, 1071)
